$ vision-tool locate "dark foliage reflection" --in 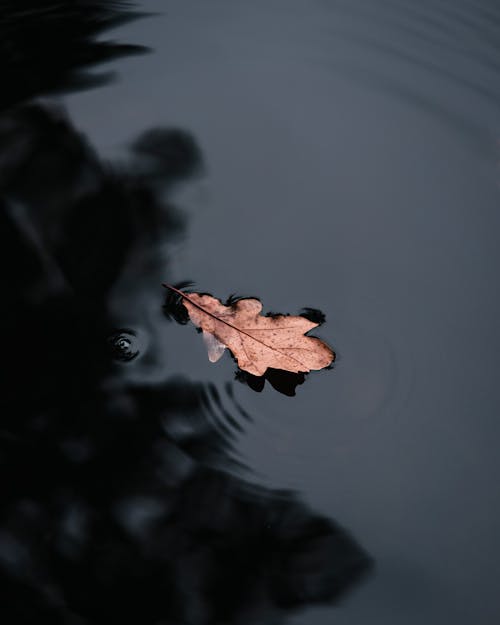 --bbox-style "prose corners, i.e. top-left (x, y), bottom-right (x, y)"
top-left (0, 2), bottom-right (372, 623)
top-left (0, 0), bottom-right (148, 110)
